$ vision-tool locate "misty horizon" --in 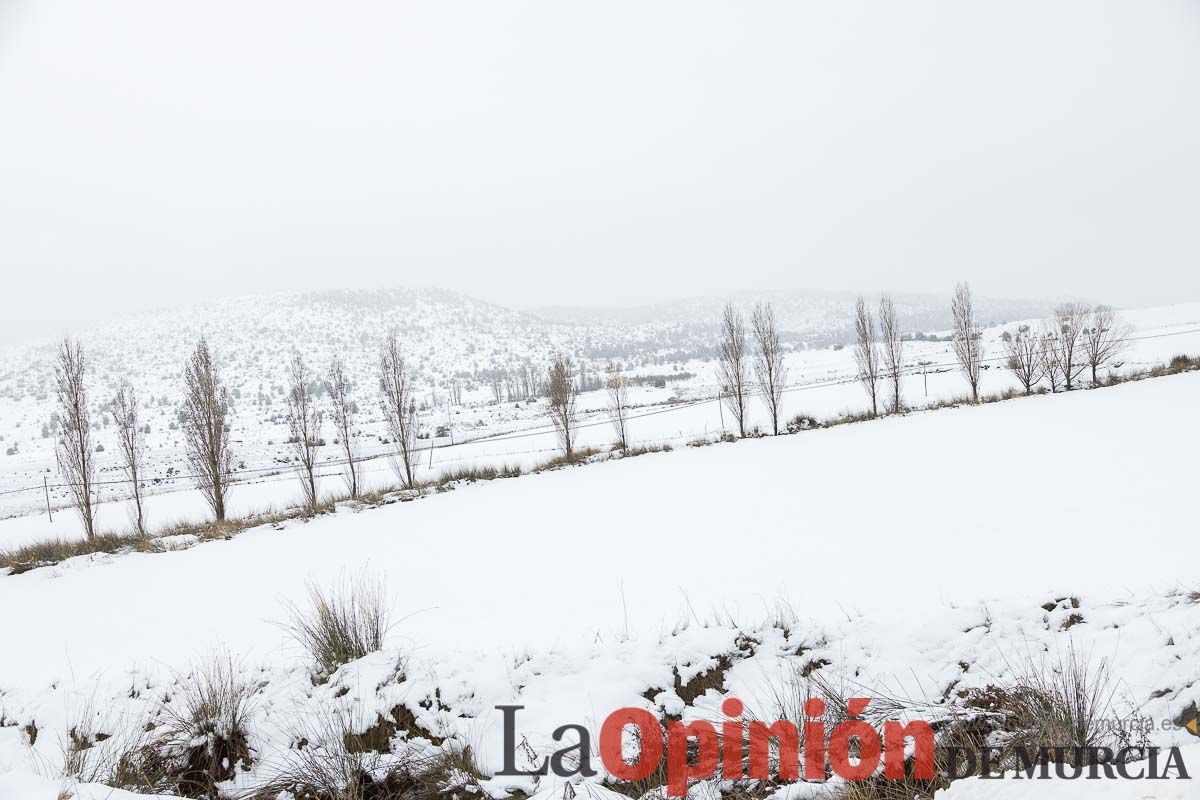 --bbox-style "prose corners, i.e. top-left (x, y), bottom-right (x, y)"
top-left (3, 1), bottom-right (1199, 340)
